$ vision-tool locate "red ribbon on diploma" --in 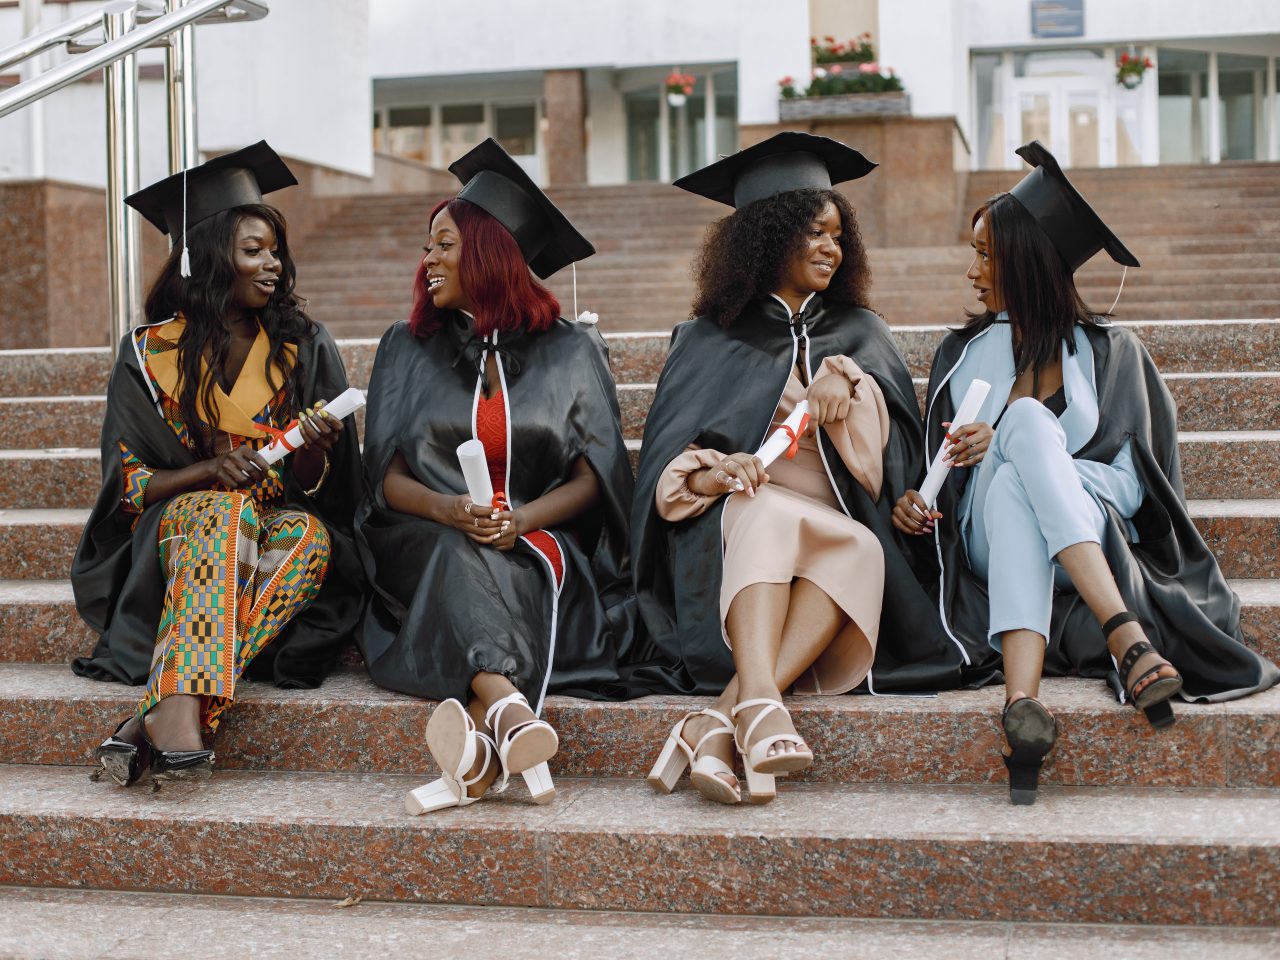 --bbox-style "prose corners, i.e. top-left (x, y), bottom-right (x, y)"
top-left (782, 413), bottom-right (811, 460)
top-left (492, 491), bottom-right (510, 511)
top-left (253, 419), bottom-right (299, 452)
